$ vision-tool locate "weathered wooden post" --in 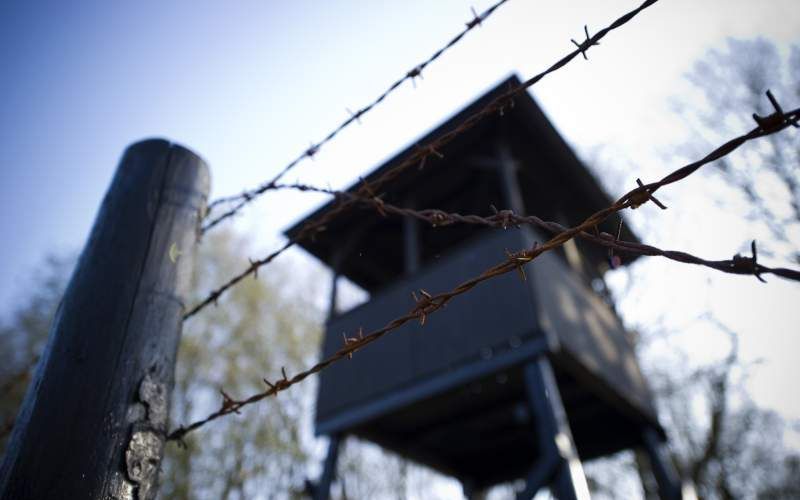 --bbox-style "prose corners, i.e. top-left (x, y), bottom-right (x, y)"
top-left (0, 139), bottom-right (209, 500)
